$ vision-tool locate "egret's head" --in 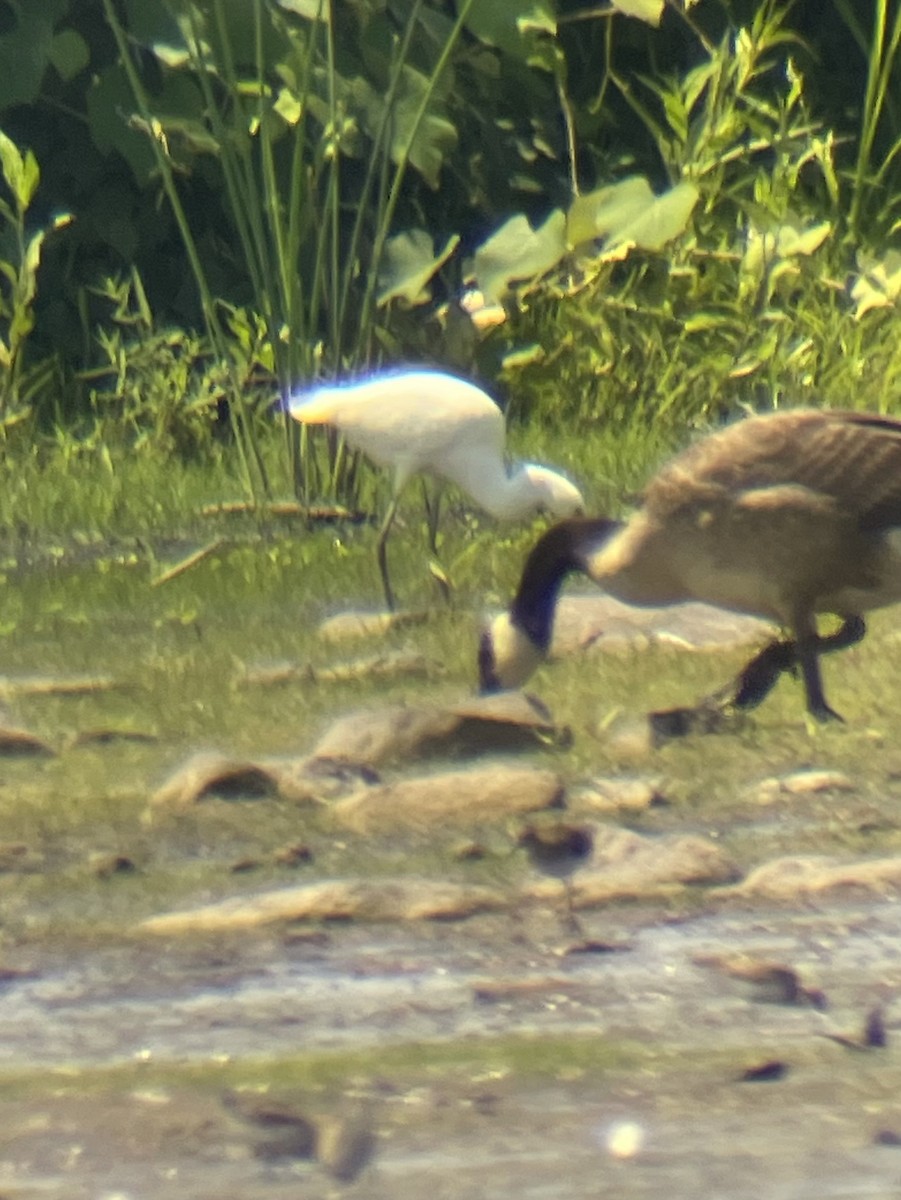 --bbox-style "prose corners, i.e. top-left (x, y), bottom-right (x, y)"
top-left (520, 465), bottom-right (585, 518)
top-left (478, 612), bottom-right (547, 694)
